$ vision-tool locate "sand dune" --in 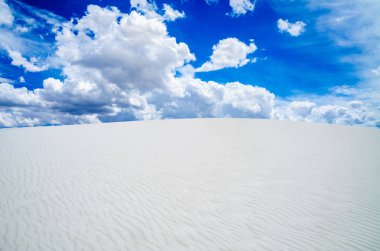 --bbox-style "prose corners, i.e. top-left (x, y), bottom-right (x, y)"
top-left (1, 119), bottom-right (380, 250)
